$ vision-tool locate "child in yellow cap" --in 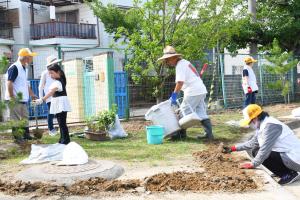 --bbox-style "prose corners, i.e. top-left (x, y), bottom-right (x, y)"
top-left (242, 56), bottom-right (258, 108)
